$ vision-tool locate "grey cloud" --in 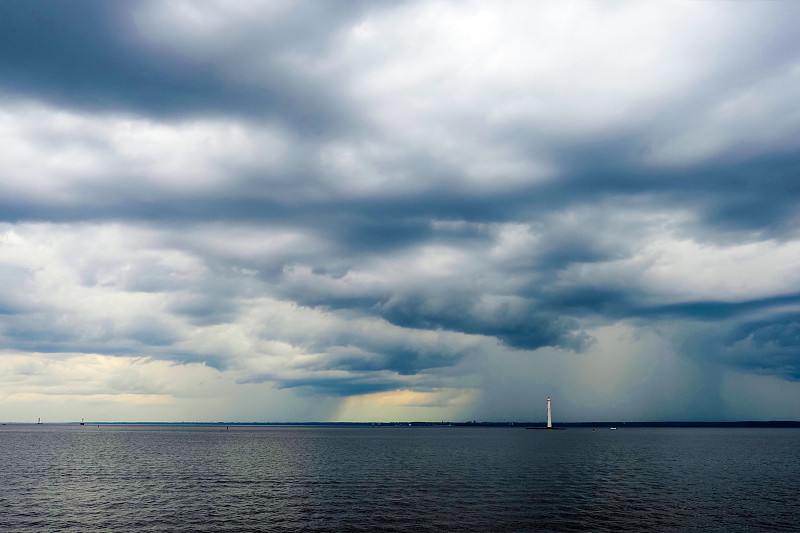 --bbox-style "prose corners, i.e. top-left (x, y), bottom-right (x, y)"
top-left (166, 293), bottom-right (242, 327)
top-left (673, 313), bottom-right (800, 382)
top-left (0, 265), bottom-right (33, 315)
top-left (0, 0), bottom-right (366, 135)
top-left (123, 317), bottom-right (183, 348)
top-left (643, 293), bottom-right (800, 322)
top-left (238, 372), bottom-right (402, 397)
top-left (375, 293), bottom-right (594, 352)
